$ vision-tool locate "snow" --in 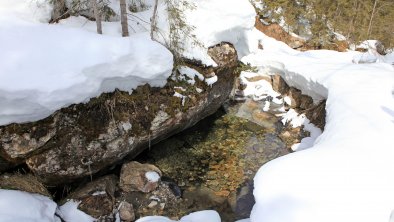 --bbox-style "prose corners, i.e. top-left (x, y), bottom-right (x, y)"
top-left (3, 0), bottom-right (394, 222)
top-left (242, 29), bottom-right (394, 222)
top-left (136, 210), bottom-right (220, 222)
top-left (152, 0), bottom-right (256, 66)
top-left (0, 189), bottom-right (58, 222)
top-left (204, 75), bottom-right (218, 87)
top-left (240, 71), bottom-right (280, 100)
top-left (280, 109), bottom-right (322, 151)
top-left (173, 92), bottom-right (186, 106)
top-left (56, 200), bottom-right (95, 222)
top-left (0, 189), bottom-right (94, 222)
top-left (178, 66), bottom-right (204, 85)
top-left (0, 1), bottom-right (173, 126)
top-left (145, 171), bottom-right (161, 183)
top-left (0, 0), bottom-right (257, 126)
